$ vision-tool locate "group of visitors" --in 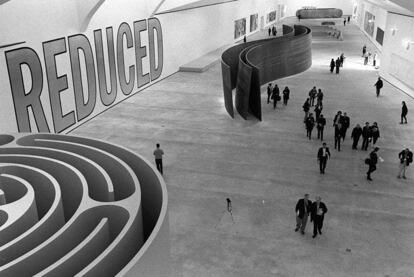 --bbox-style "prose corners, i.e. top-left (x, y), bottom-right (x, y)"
top-left (303, 87), bottom-right (324, 139)
top-left (267, 83), bottom-right (290, 108)
top-left (295, 194), bottom-right (328, 238)
top-left (329, 53), bottom-right (345, 74)
top-left (268, 26), bottom-right (277, 36)
top-left (362, 44), bottom-right (377, 67)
